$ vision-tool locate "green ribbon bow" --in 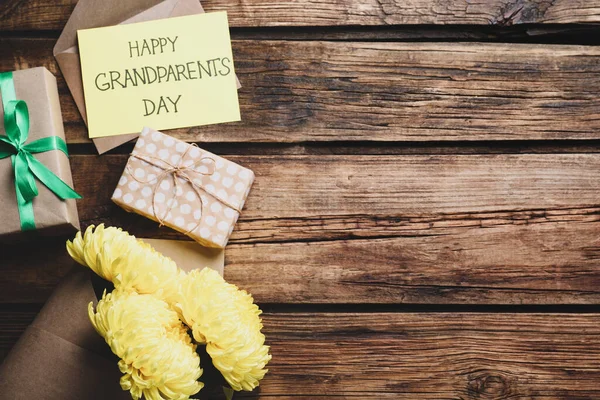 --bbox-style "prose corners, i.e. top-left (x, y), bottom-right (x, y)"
top-left (0, 71), bottom-right (81, 231)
